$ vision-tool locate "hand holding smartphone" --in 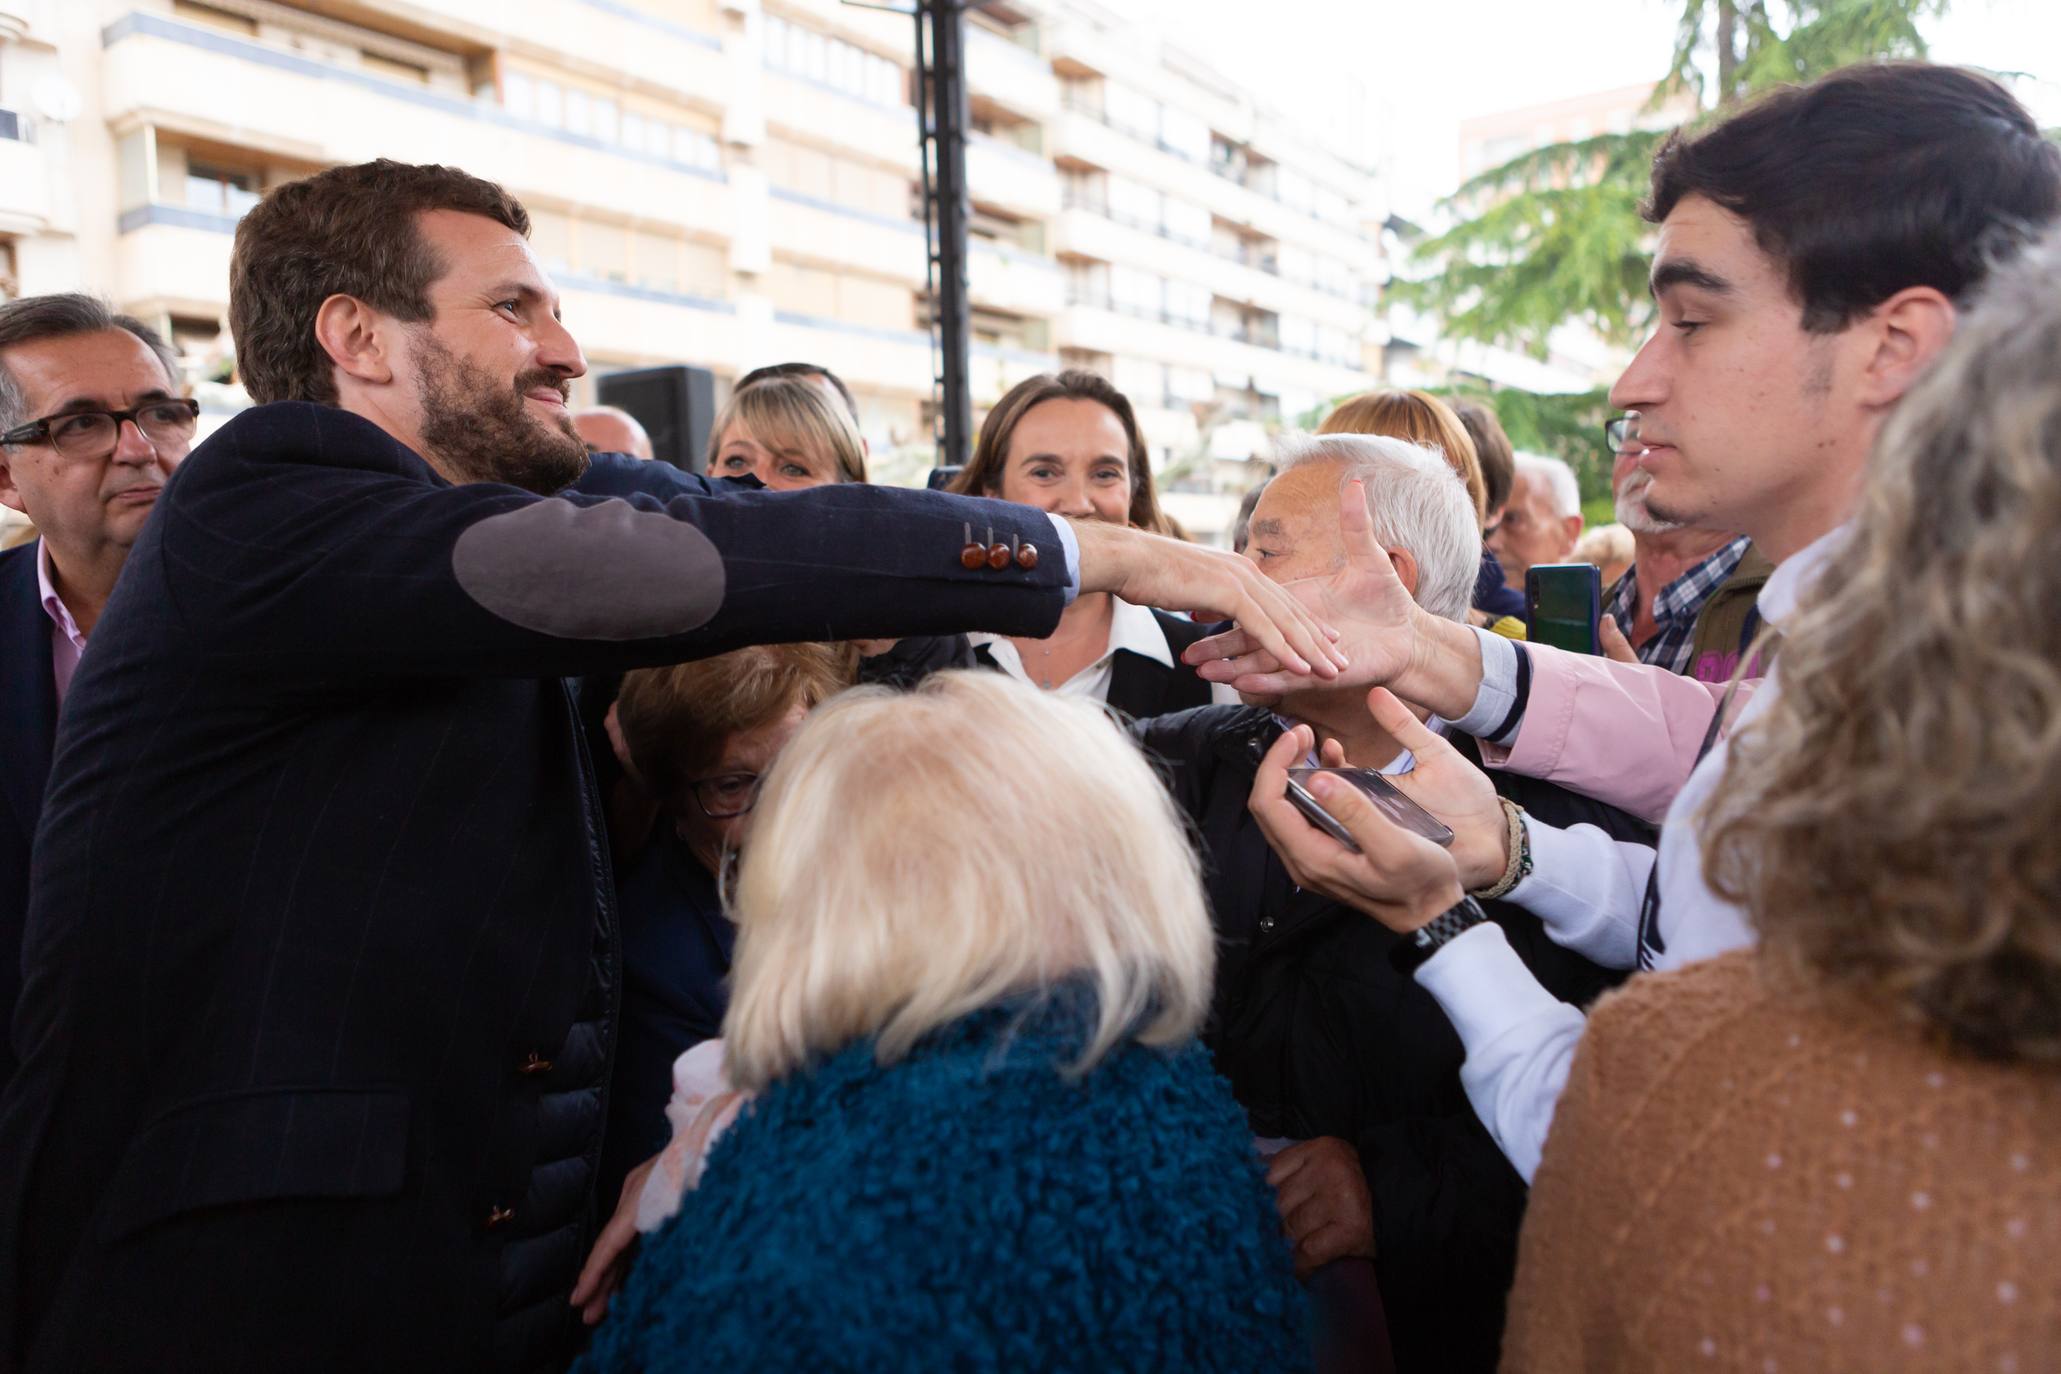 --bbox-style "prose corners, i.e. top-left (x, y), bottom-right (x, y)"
top-left (1283, 766), bottom-right (1454, 851)
top-left (1526, 562), bottom-right (1603, 655)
